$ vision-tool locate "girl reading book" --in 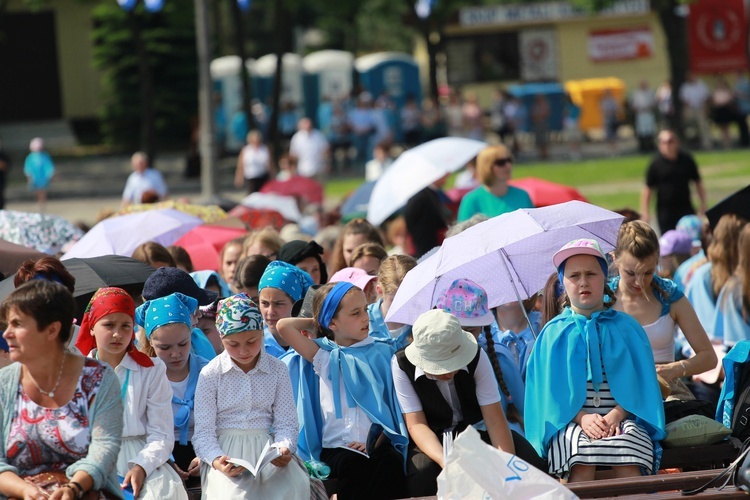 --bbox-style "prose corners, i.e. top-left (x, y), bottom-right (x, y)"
top-left (192, 294), bottom-right (309, 498)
